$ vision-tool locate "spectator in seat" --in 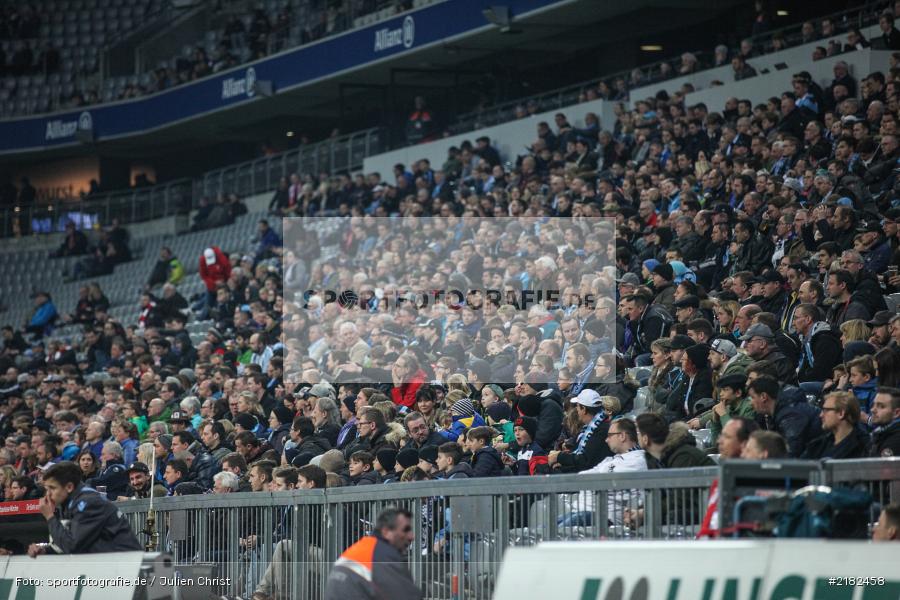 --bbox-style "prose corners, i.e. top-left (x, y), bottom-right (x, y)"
top-left (53, 222), bottom-right (88, 258)
top-left (748, 376), bottom-right (821, 457)
top-left (872, 503), bottom-right (900, 541)
top-left (870, 387), bottom-right (900, 458)
top-left (873, 11), bottom-right (900, 50)
top-left (803, 392), bottom-right (869, 459)
top-left (741, 430), bottom-right (788, 459)
top-left (24, 291), bottom-right (57, 339)
top-left (146, 247), bottom-right (185, 291)
top-left (405, 96), bottom-right (436, 145)
top-left (198, 246), bottom-right (231, 310)
top-left (549, 388), bottom-right (612, 473)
